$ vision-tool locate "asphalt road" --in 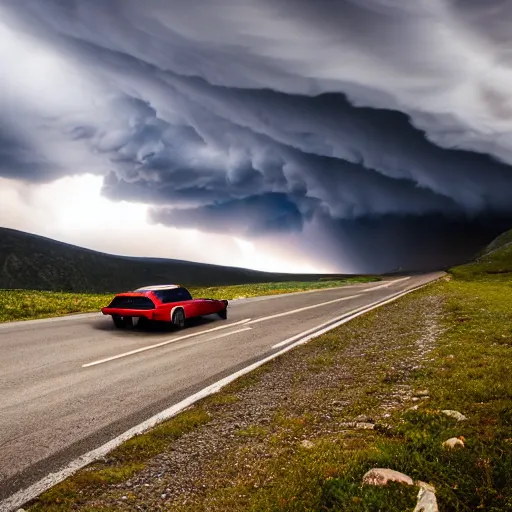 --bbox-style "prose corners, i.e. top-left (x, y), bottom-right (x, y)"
top-left (0, 273), bottom-right (442, 502)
